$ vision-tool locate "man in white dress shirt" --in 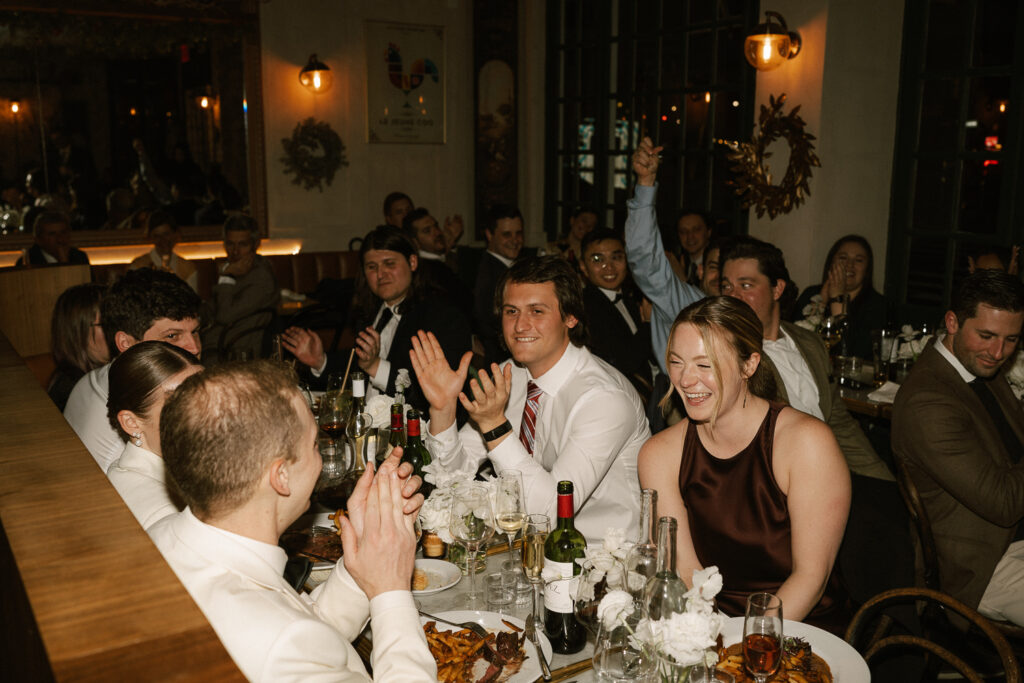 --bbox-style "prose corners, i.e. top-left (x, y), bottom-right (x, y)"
top-left (411, 256), bottom-right (647, 542)
top-left (149, 361), bottom-right (436, 681)
top-left (63, 268), bottom-right (201, 471)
